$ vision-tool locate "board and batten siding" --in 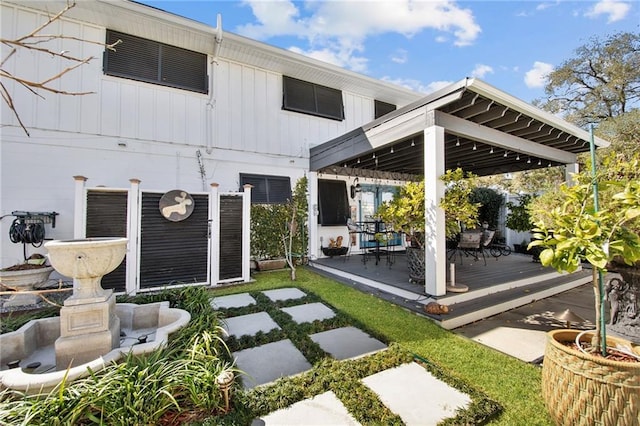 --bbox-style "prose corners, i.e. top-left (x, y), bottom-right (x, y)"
top-left (1, 3), bottom-right (378, 157)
